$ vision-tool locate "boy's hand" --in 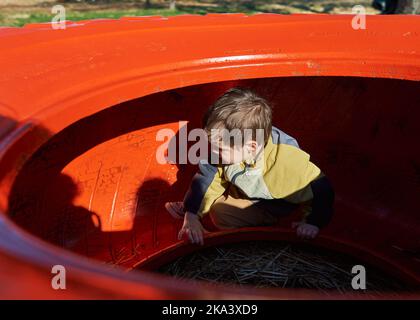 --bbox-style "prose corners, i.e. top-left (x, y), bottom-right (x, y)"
top-left (292, 222), bottom-right (319, 239)
top-left (178, 212), bottom-right (209, 245)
